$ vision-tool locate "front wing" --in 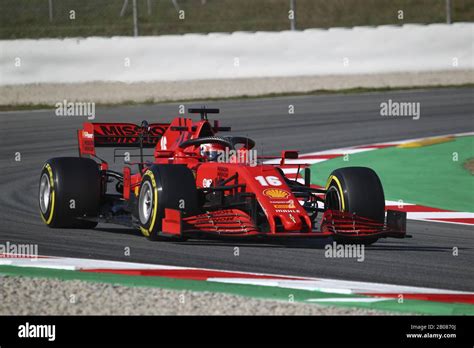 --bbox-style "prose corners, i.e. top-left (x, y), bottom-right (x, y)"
top-left (159, 208), bottom-right (408, 240)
